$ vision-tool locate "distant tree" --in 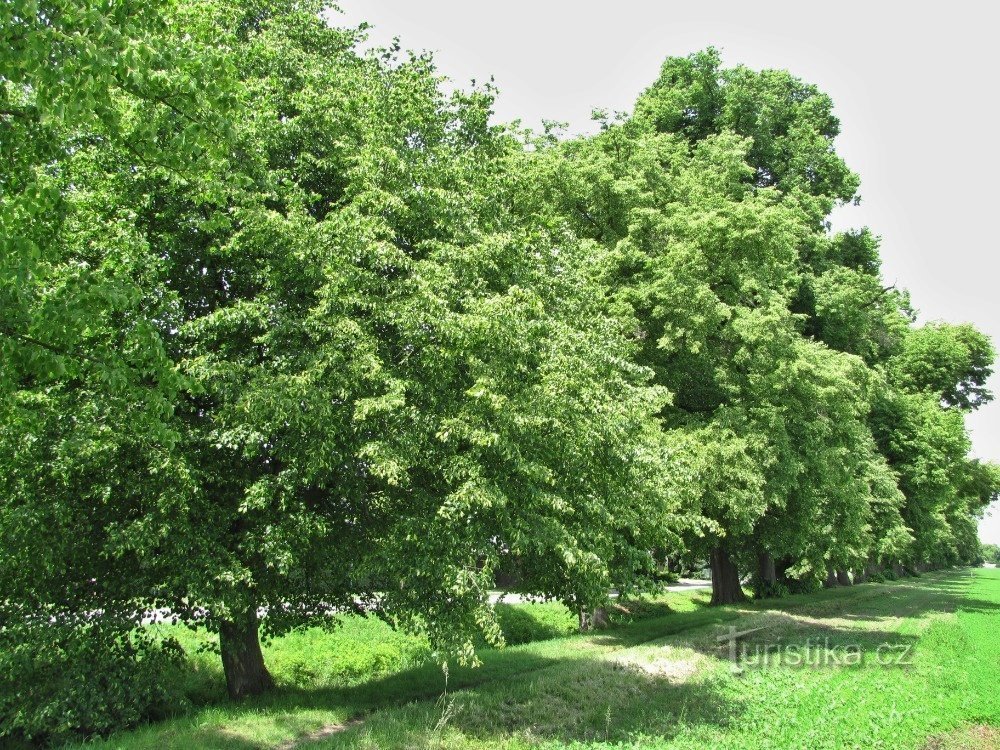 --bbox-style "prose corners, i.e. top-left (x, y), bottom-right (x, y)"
top-left (625, 50), bottom-right (994, 590)
top-left (529, 52), bottom-right (917, 603)
top-left (981, 543), bottom-right (1000, 565)
top-left (890, 323), bottom-right (994, 410)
